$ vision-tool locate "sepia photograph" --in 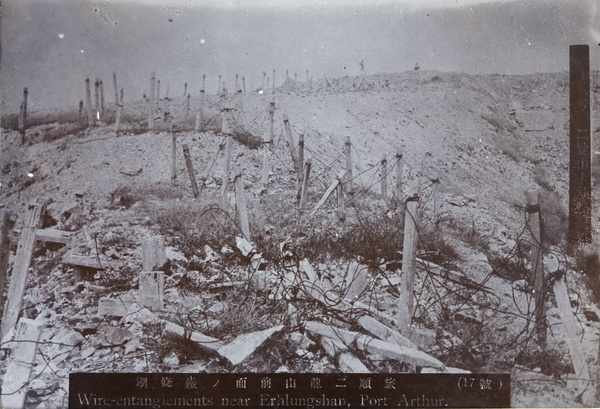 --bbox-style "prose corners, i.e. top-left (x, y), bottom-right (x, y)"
top-left (1, 0), bottom-right (599, 407)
